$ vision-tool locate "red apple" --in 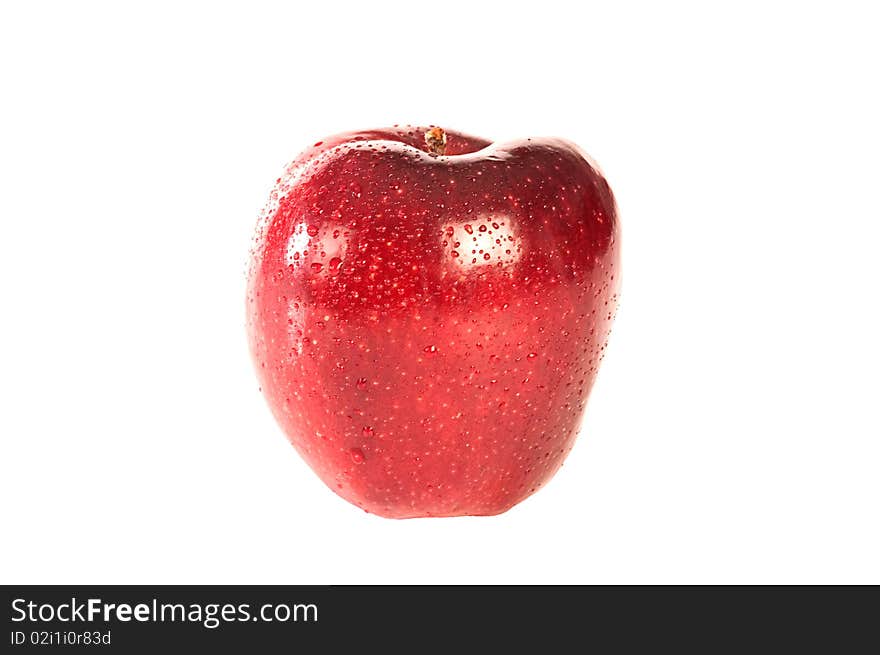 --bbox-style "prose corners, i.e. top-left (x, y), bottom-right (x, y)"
top-left (247, 125), bottom-right (620, 518)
